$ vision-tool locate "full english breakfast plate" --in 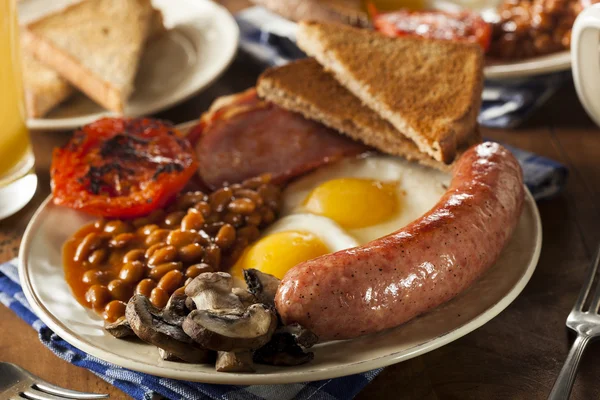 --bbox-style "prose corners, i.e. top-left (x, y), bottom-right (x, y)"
top-left (18, 116), bottom-right (542, 385)
top-left (19, 184), bottom-right (540, 384)
top-left (19, 27), bottom-right (542, 383)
